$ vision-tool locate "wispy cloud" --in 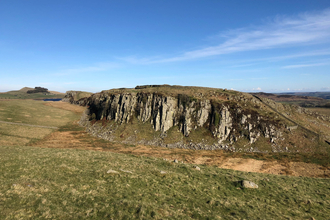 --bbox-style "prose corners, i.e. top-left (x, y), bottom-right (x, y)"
top-left (54, 62), bottom-right (120, 76)
top-left (122, 9), bottom-right (330, 64)
top-left (227, 49), bottom-right (330, 66)
top-left (282, 62), bottom-right (330, 69)
top-left (252, 87), bottom-right (262, 91)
